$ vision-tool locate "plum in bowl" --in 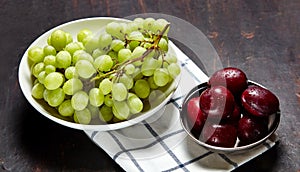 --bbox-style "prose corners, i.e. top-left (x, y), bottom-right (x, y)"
top-left (180, 67), bottom-right (280, 153)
